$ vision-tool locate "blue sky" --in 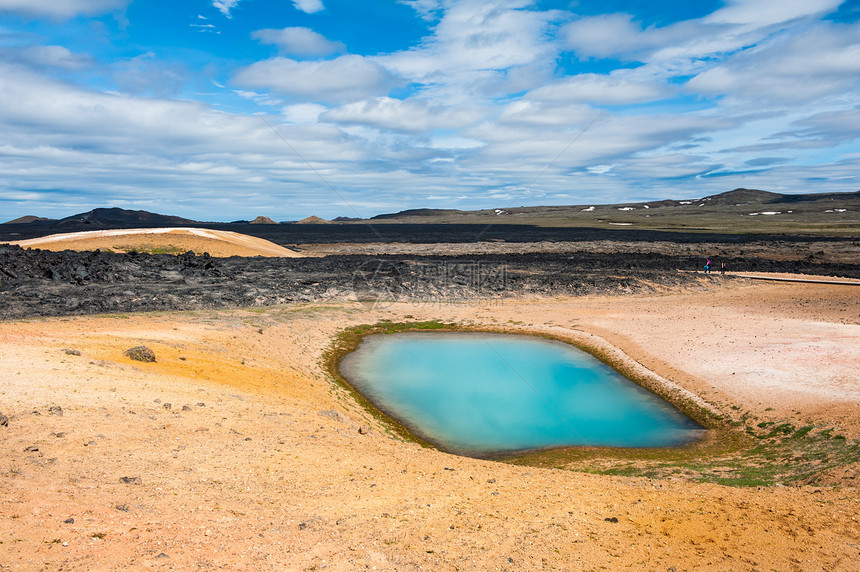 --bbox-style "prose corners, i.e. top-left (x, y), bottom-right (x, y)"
top-left (1, 0), bottom-right (858, 221)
